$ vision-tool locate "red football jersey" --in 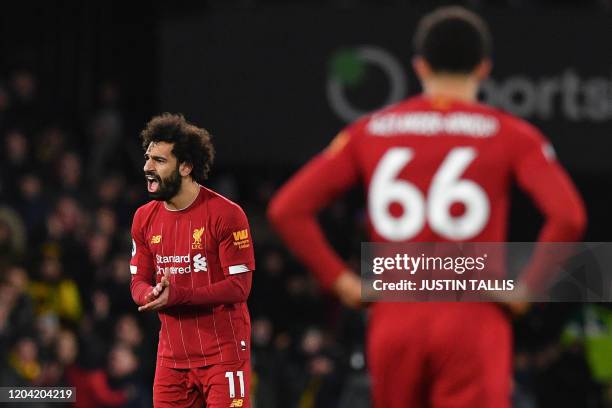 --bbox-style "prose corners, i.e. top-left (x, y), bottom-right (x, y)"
top-left (130, 186), bottom-right (255, 369)
top-left (269, 95), bottom-right (586, 290)
top-left (269, 94), bottom-right (586, 408)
